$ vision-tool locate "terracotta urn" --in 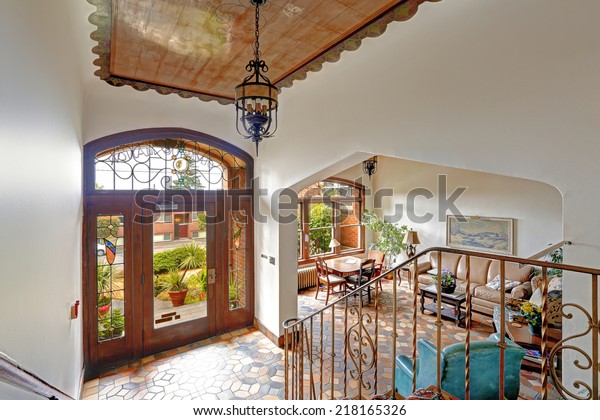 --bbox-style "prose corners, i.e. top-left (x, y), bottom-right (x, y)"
top-left (168, 289), bottom-right (188, 307)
